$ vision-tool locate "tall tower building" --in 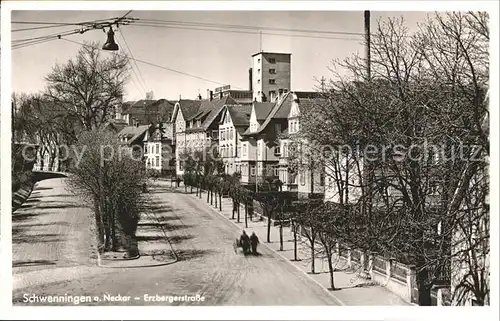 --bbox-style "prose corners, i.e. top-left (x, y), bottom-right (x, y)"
top-left (251, 52), bottom-right (291, 102)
